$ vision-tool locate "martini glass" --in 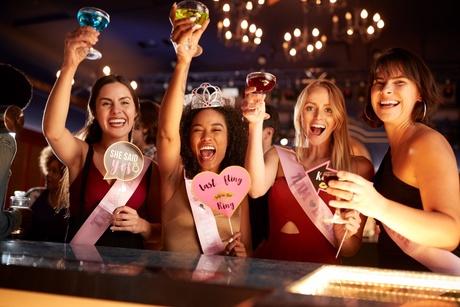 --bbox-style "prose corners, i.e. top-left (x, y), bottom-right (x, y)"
top-left (77, 7), bottom-right (110, 60)
top-left (175, 1), bottom-right (209, 57)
